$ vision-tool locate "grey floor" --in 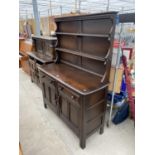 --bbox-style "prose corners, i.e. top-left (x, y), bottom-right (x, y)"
top-left (19, 69), bottom-right (135, 155)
